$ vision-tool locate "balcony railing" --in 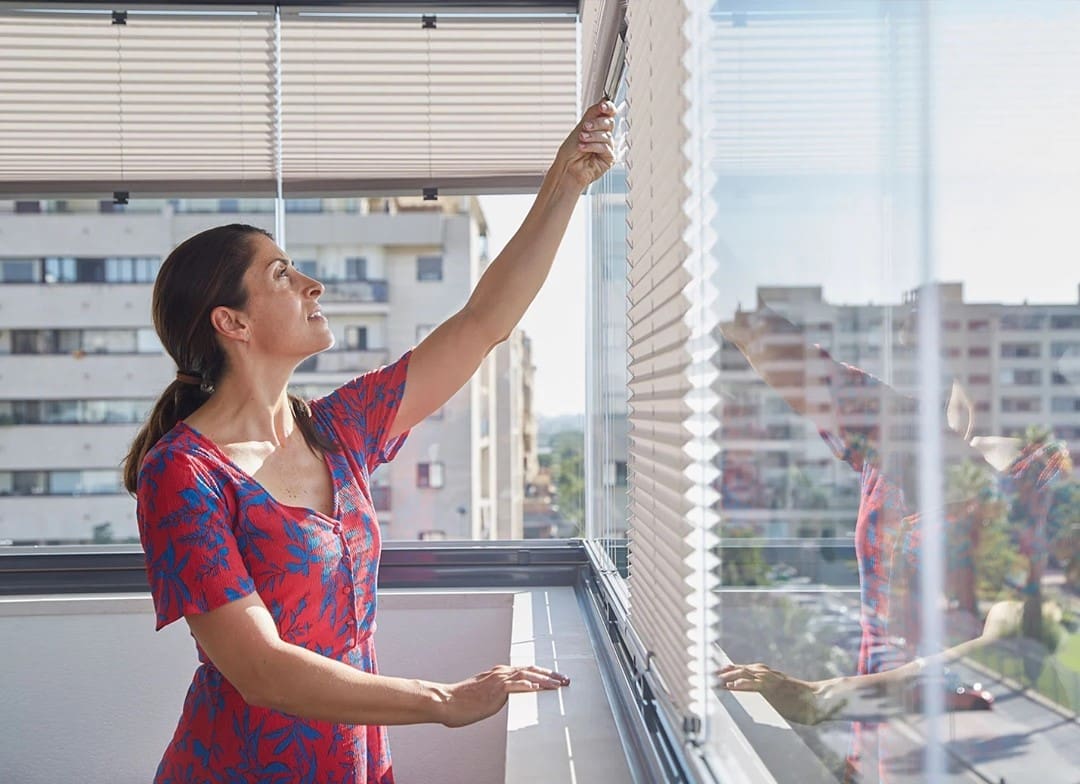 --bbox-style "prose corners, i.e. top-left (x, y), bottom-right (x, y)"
top-left (296, 348), bottom-right (389, 374)
top-left (318, 278), bottom-right (389, 304)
